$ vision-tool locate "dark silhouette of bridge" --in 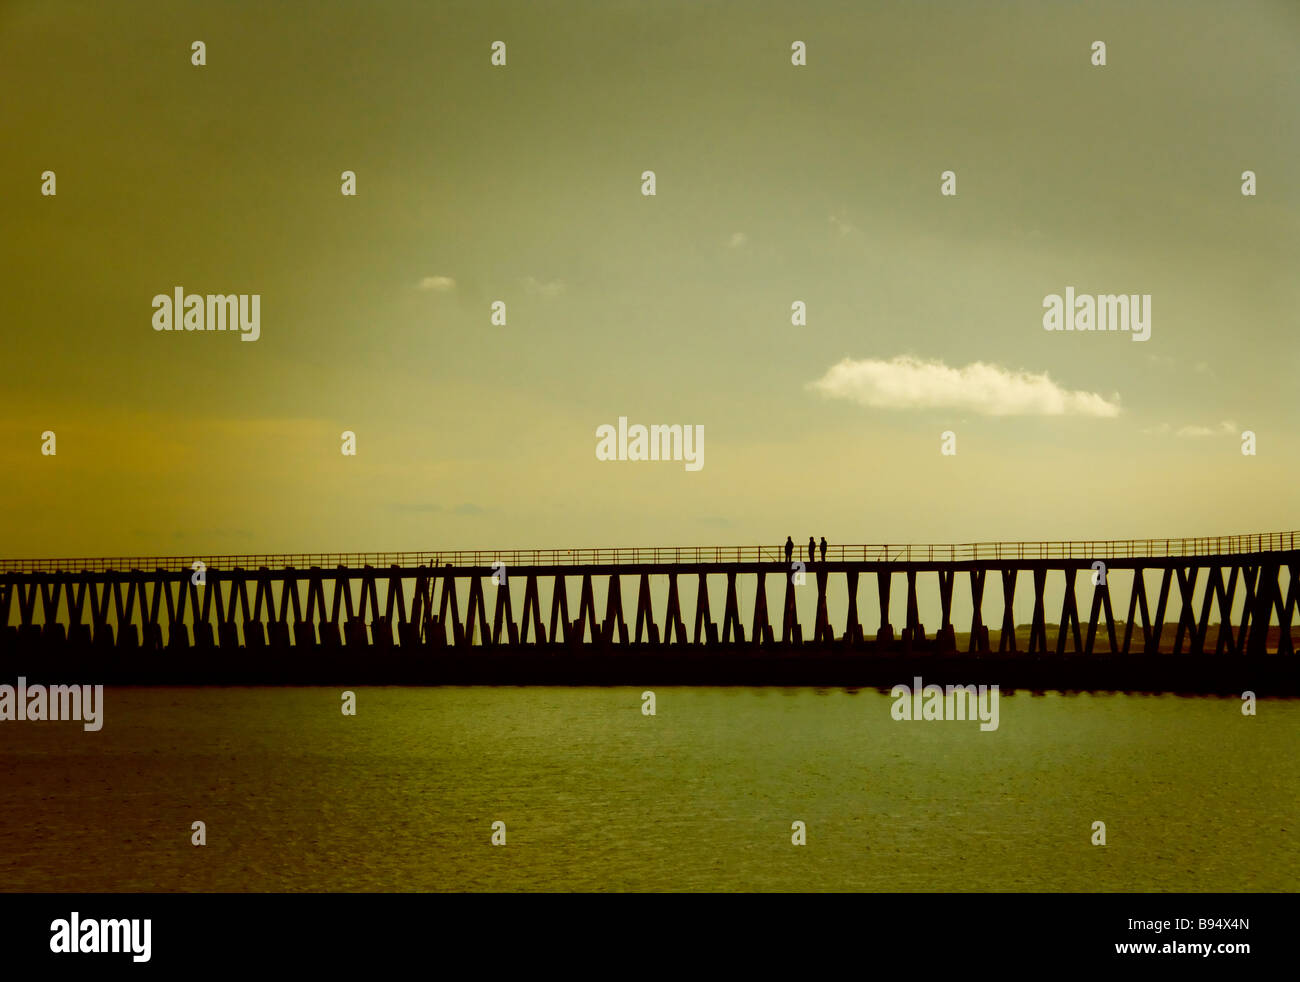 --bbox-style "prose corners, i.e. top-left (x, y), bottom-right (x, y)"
top-left (2, 531), bottom-right (1297, 691)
